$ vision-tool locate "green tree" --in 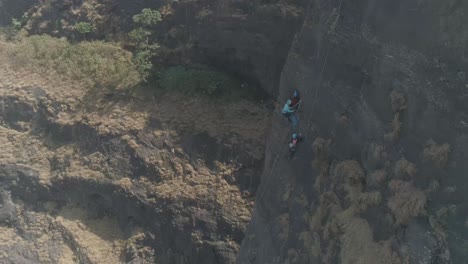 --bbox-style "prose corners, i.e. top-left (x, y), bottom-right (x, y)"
top-left (74, 22), bottom-right (93, 40)
top-left (132, 8), bottom-right (162, 27)
top-left (11, 15), bottom-right (29, 31)
top-left (129, 8), bottom-right (162, 81)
